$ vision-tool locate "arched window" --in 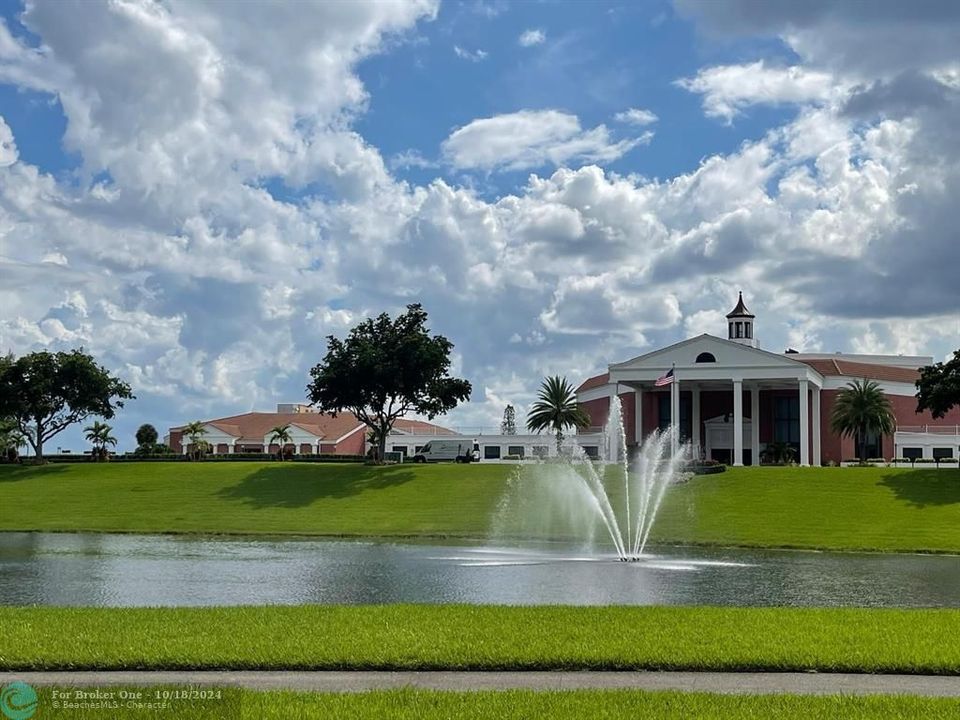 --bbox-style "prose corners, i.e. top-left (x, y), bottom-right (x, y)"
top-left (695, 352), bottom-right (716, 363)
